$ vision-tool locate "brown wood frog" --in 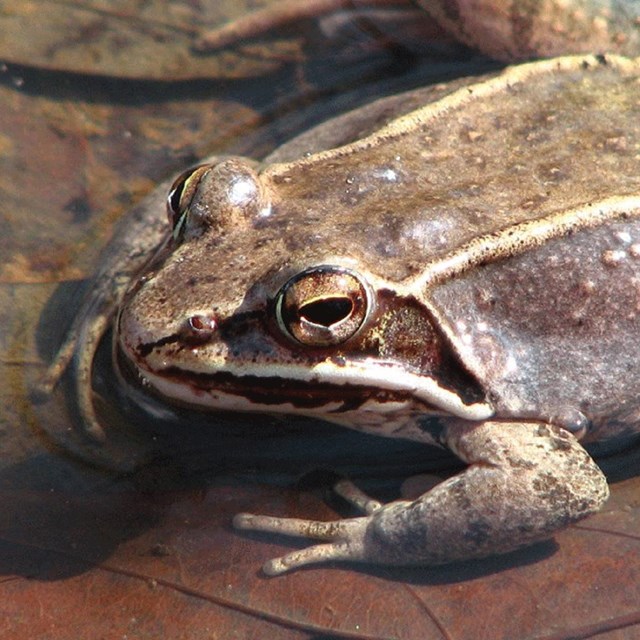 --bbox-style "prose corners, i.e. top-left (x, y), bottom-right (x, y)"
top-left (40, 3), bottom-right (640, 575)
